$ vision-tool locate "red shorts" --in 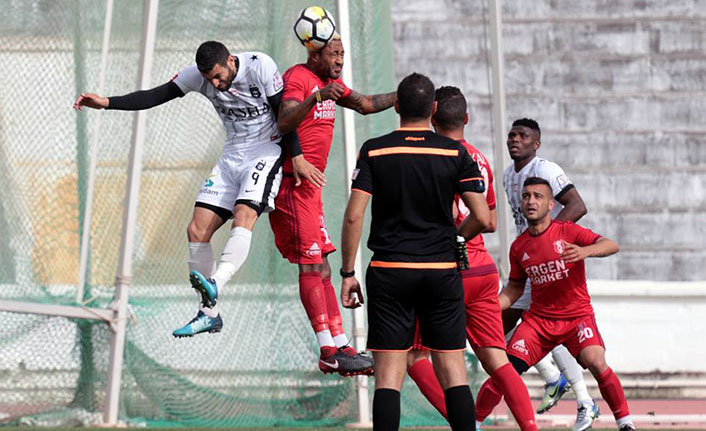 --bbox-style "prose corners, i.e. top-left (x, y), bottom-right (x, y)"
top-left (412, 271), bottom-right (505, 351)
top-left (507, 312), bottom-right (605, 367)
top-left (268, 177), bottom-right (336, 264)
top-left (463, 271), bottom-right (506, 351)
